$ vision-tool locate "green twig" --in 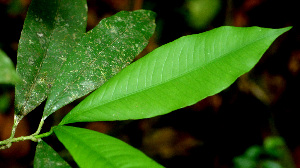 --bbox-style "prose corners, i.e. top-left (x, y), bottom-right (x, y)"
top-left (0, 116), bottom-right (53, 150)
top-left (35, 127), bottom-right (54, 139)
top-left (10, 114), bottom-right (23, 138)
top-left (32, 116), bottom-right (46, 136)
top-left (0, 127), bottom-right (54, 150)
top-left (0, 114), bottom-right (23, 149)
